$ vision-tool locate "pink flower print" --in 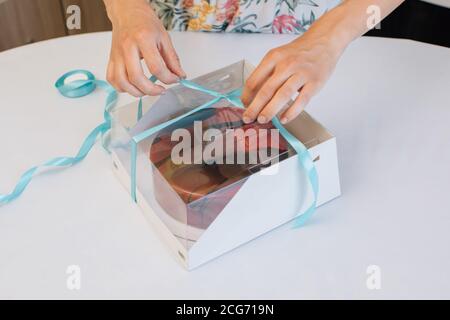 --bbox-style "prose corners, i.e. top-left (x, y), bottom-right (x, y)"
top-left (217, 0), bottom-right (239, 24)
top-left (272, 15), bottom-right (300, 33)
top-left (183, 0), bottom-right (194, 8)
